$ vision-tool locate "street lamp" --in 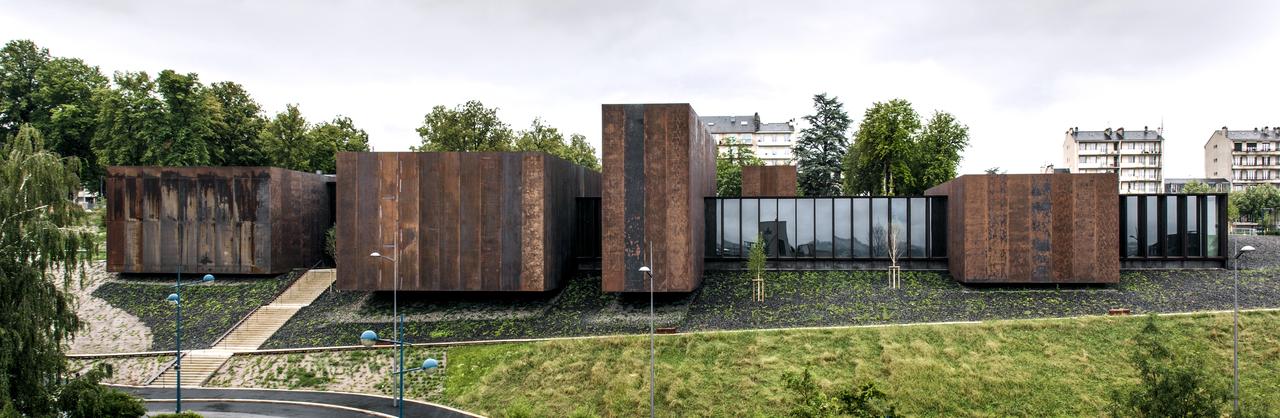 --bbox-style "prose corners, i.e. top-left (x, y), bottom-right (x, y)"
top-left (358, 328), bottom-right (439, 418)
top-left (166, 272), bottom-right (214, 413)
top-left (1232, 245), bottom-right (1255, 416)
top-left (638, 265), bottom-right (654, 418)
